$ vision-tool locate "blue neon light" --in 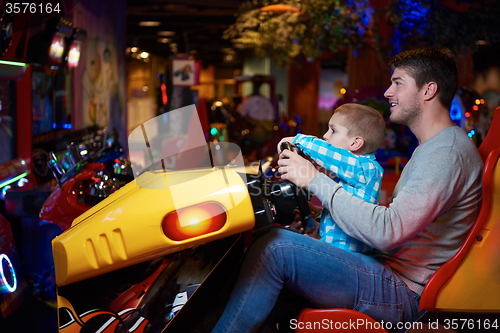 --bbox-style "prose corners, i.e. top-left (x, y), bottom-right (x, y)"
top-left (450, 96), bottom-right (464, 121)
top-left (0, 185), bottom-right (9, 200)
top-left (0, 254), bottom-right (17, 294)
top-left (17, 177), bottom-right (29, 187)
